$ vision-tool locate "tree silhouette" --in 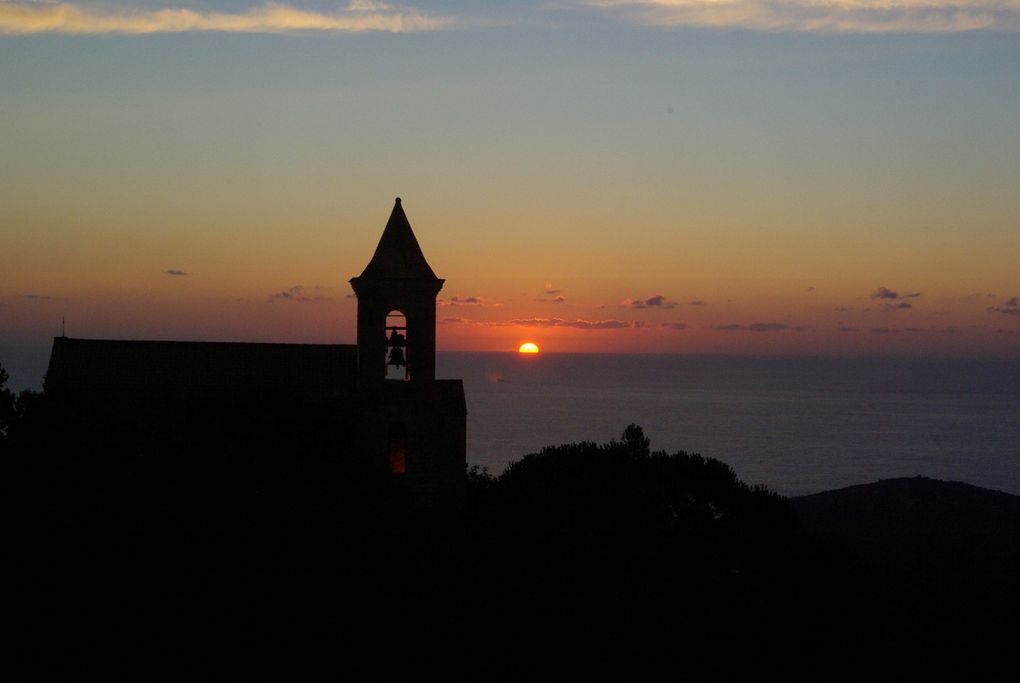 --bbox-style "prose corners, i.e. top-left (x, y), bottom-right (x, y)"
top-left (0, 363), bottom-right (18, 444)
